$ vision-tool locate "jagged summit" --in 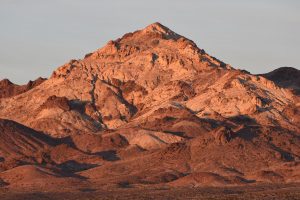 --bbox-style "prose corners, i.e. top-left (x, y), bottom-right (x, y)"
top-left (0, 79), bottom-right (13, 86)
top-left (0, 77), bottom-right (46, 99)
top-left (143, 22), bottom-right (170, 32)
top-left (77, 22), bottom-right (228, 83)
top-left (142, 22), bottom-right (181, 39)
